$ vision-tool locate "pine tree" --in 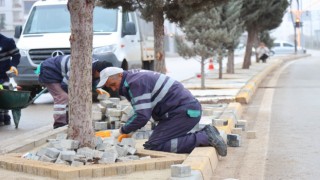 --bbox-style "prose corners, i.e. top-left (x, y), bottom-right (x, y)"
top-left (176, 1), bottom-right (243, 88)
top-left (97, 0), bottom-right (226, 74)
top-left (241, 0), bottom-right (289, 69)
